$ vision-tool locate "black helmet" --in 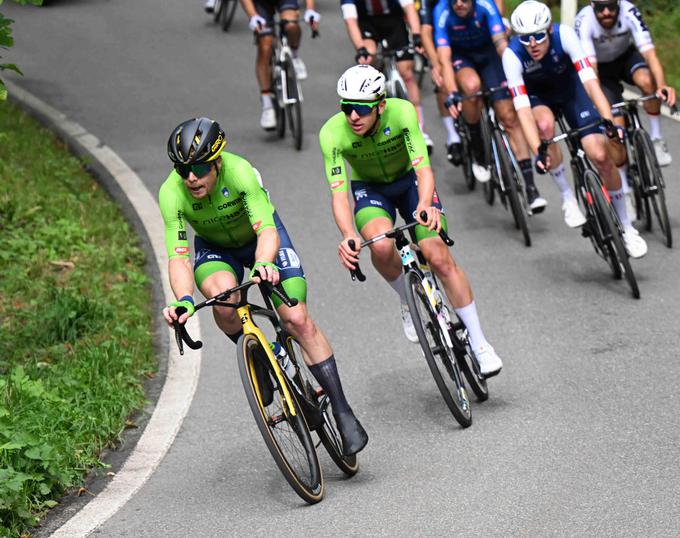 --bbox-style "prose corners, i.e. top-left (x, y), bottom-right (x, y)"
top-left (167, 117), bottom-right (226, 164)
